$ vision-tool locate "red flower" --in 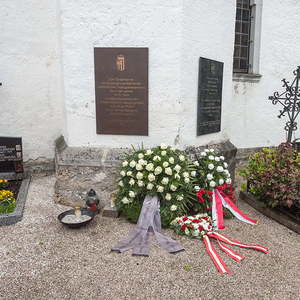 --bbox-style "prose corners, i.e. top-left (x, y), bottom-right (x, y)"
top-left (183, 217), bottom-right (188, 222)
top-left (198, 225), bottom-right (204, 231)
top-left (196, 189), bottom-right (206, 203)
top-left (192, 219), bottom-right (200, 223)
top-left (181, 224), bottom-right (187, 231)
